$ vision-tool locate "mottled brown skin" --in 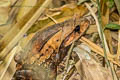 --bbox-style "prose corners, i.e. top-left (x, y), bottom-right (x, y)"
top-left (14, 16), bottom-right (90, 80)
